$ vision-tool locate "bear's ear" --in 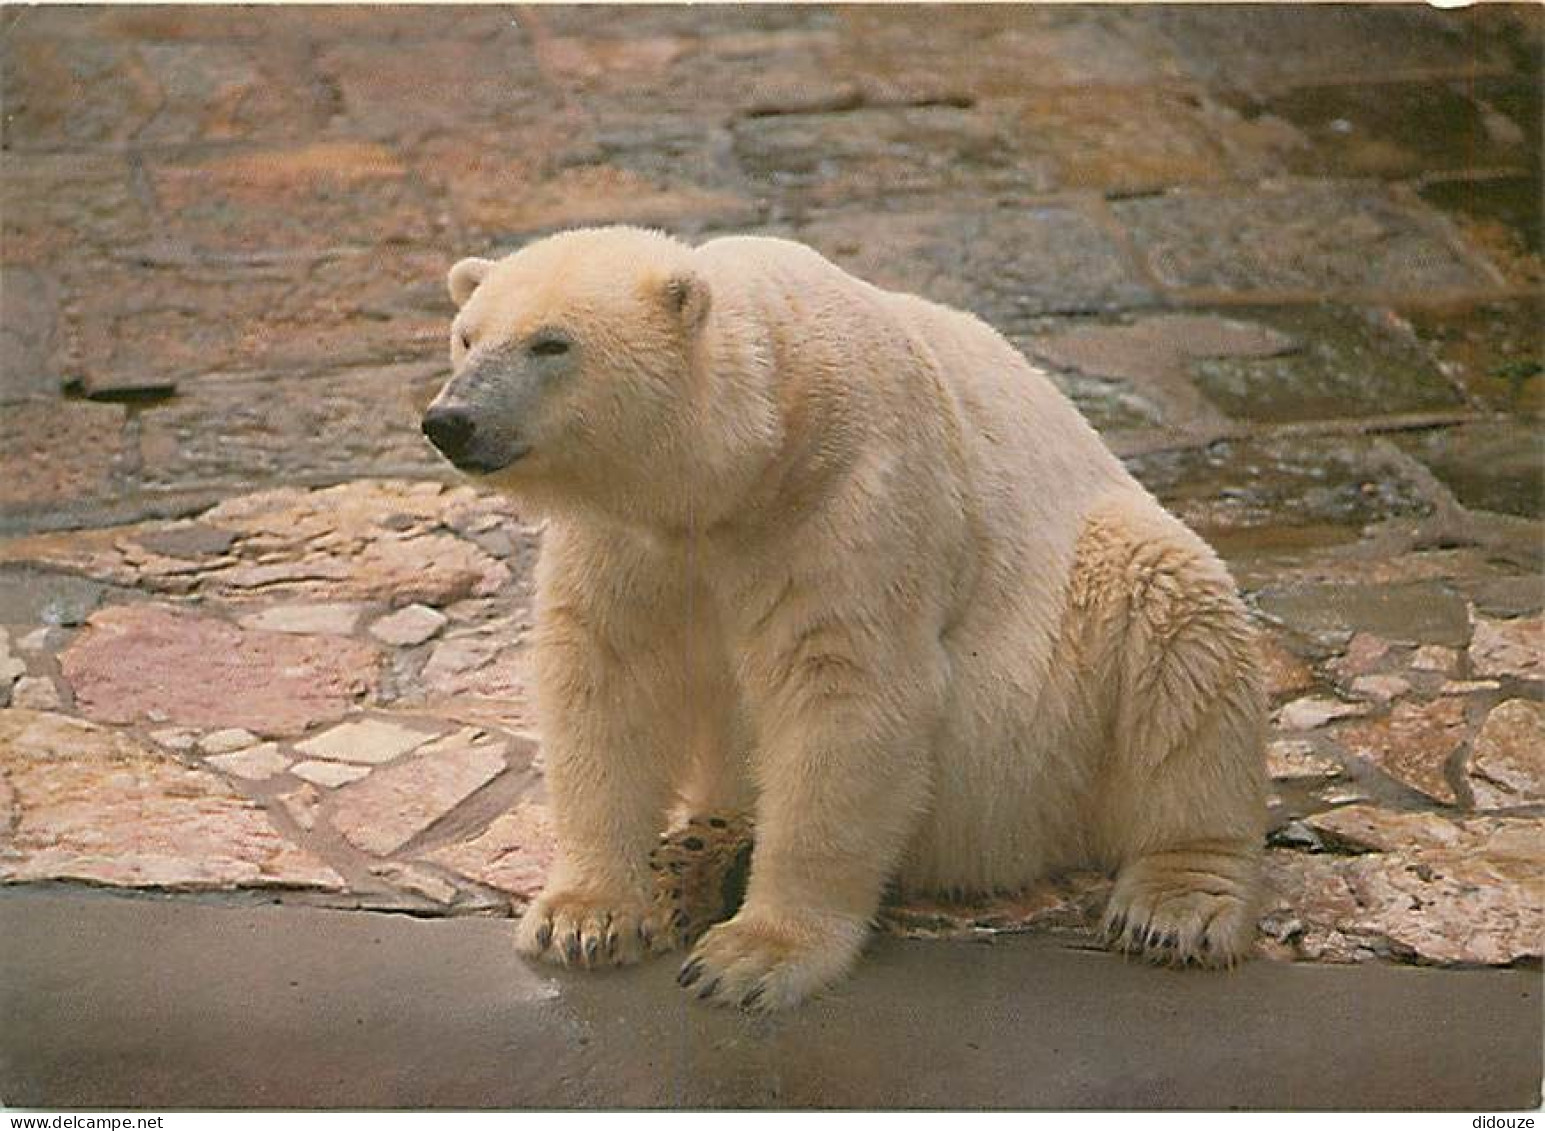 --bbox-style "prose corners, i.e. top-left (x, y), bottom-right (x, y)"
top-left (662, 269), bottom-right (711, 334)
top-left (447, 257), bottom-right (495, 307)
